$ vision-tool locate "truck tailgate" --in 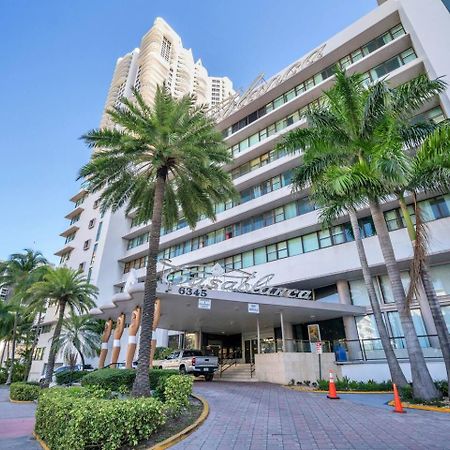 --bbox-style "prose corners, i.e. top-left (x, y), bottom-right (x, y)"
top-left (194, 356), bottom-right (218, 368)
